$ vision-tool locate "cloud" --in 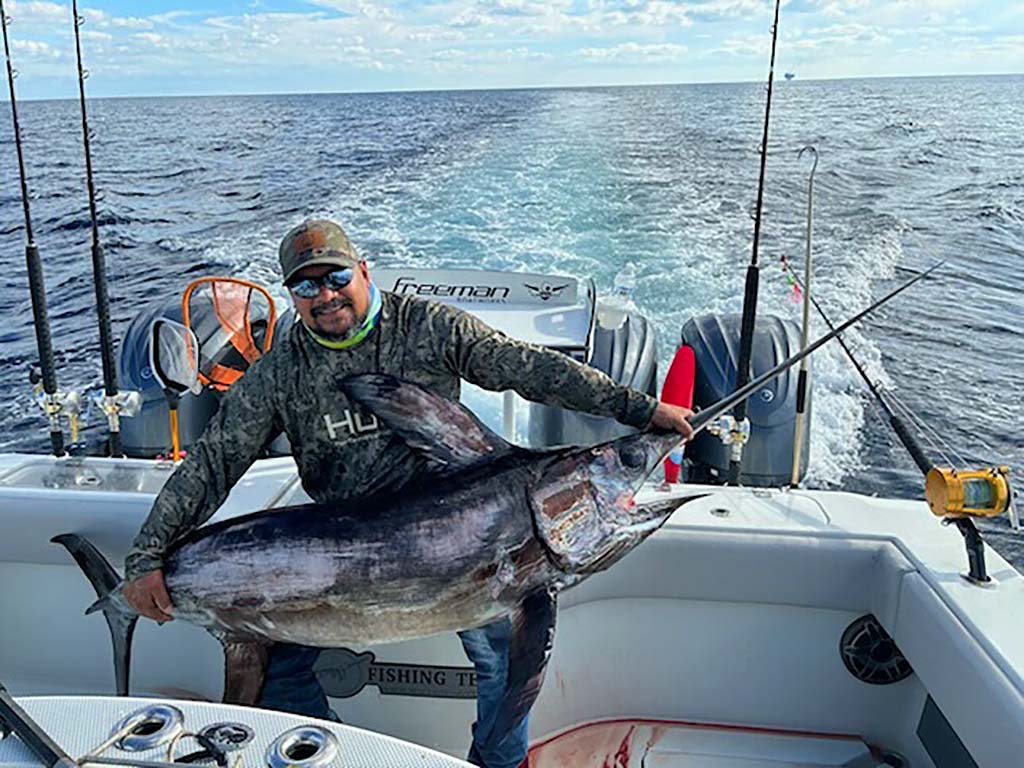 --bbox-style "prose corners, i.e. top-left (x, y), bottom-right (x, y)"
top-left (3, 0), bottom-right (1019, 97)
top-left (110, 17), bottom-right (154, 30)
top-left (81, 29), bottom-right (114, 44)
top-left (488, 0), bottom-right (556, 17)
top-left (450, 10), bottom-right (490, 29)
top-left (11, 38), bottom-right (60, 57)
top-left (8, 1), bottom-right (66, 23)
top-left (792, 21), bottom-right (891, 48)
top-left (132, 32), bottom-right (170, 49)
top-left (306, 0), bottom-right (393, 19)
top-left (579, 41), bottom-right (688, 61)
top-left (431, 46), bottom-right (553, 63)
